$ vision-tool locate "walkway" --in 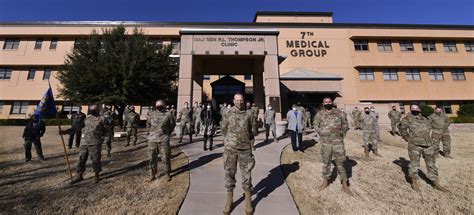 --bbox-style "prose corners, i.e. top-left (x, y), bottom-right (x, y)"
top-left (178, 133), bottom-right (299, 215)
